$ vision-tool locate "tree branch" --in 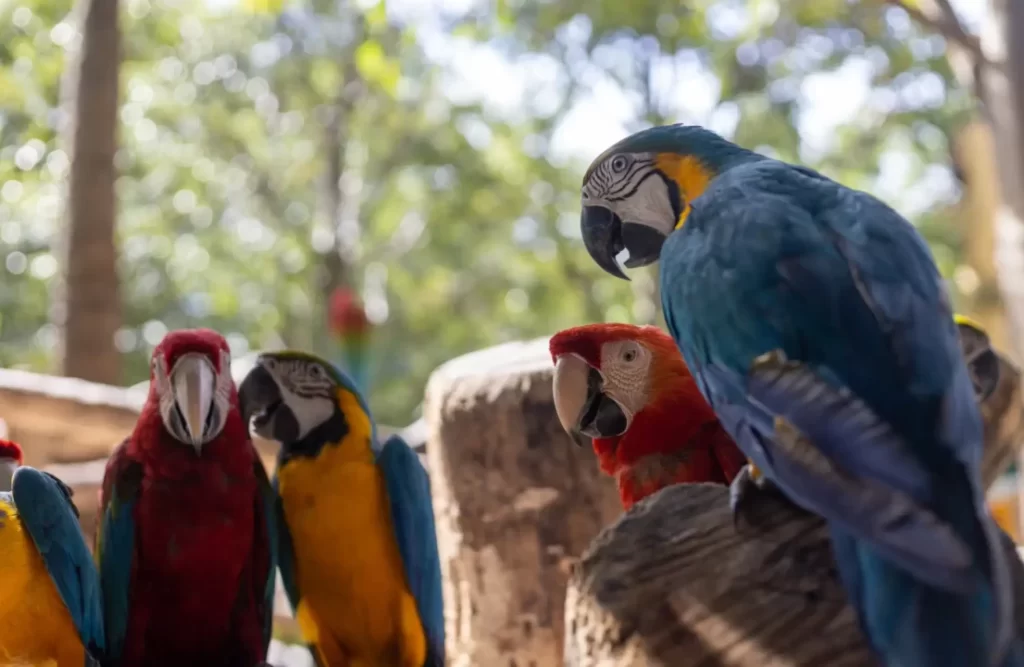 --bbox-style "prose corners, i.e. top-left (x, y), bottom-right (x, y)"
top-left (881, 0), bottom-right (1003, 72)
